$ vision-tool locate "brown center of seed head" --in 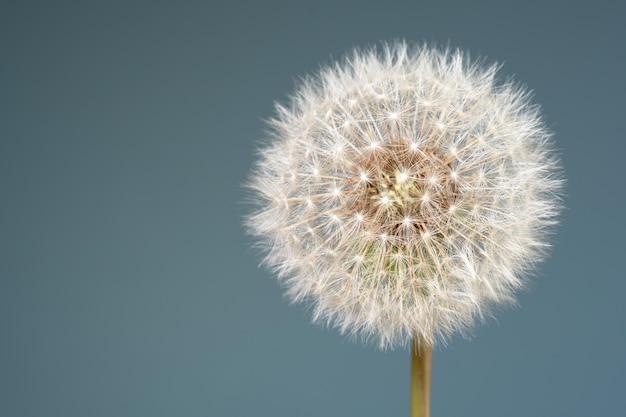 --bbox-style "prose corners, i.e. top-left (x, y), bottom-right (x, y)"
top-left (351, 141), bottom-right (457, 241)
